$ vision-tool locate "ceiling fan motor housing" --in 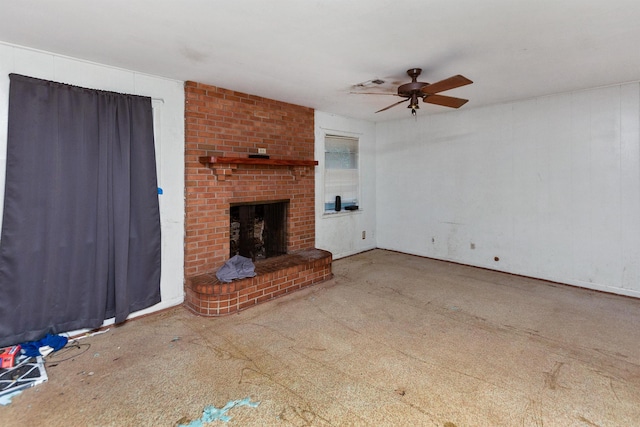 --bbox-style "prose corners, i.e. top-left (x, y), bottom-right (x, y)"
top-left (397, 68), bottom-right (428, 97)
